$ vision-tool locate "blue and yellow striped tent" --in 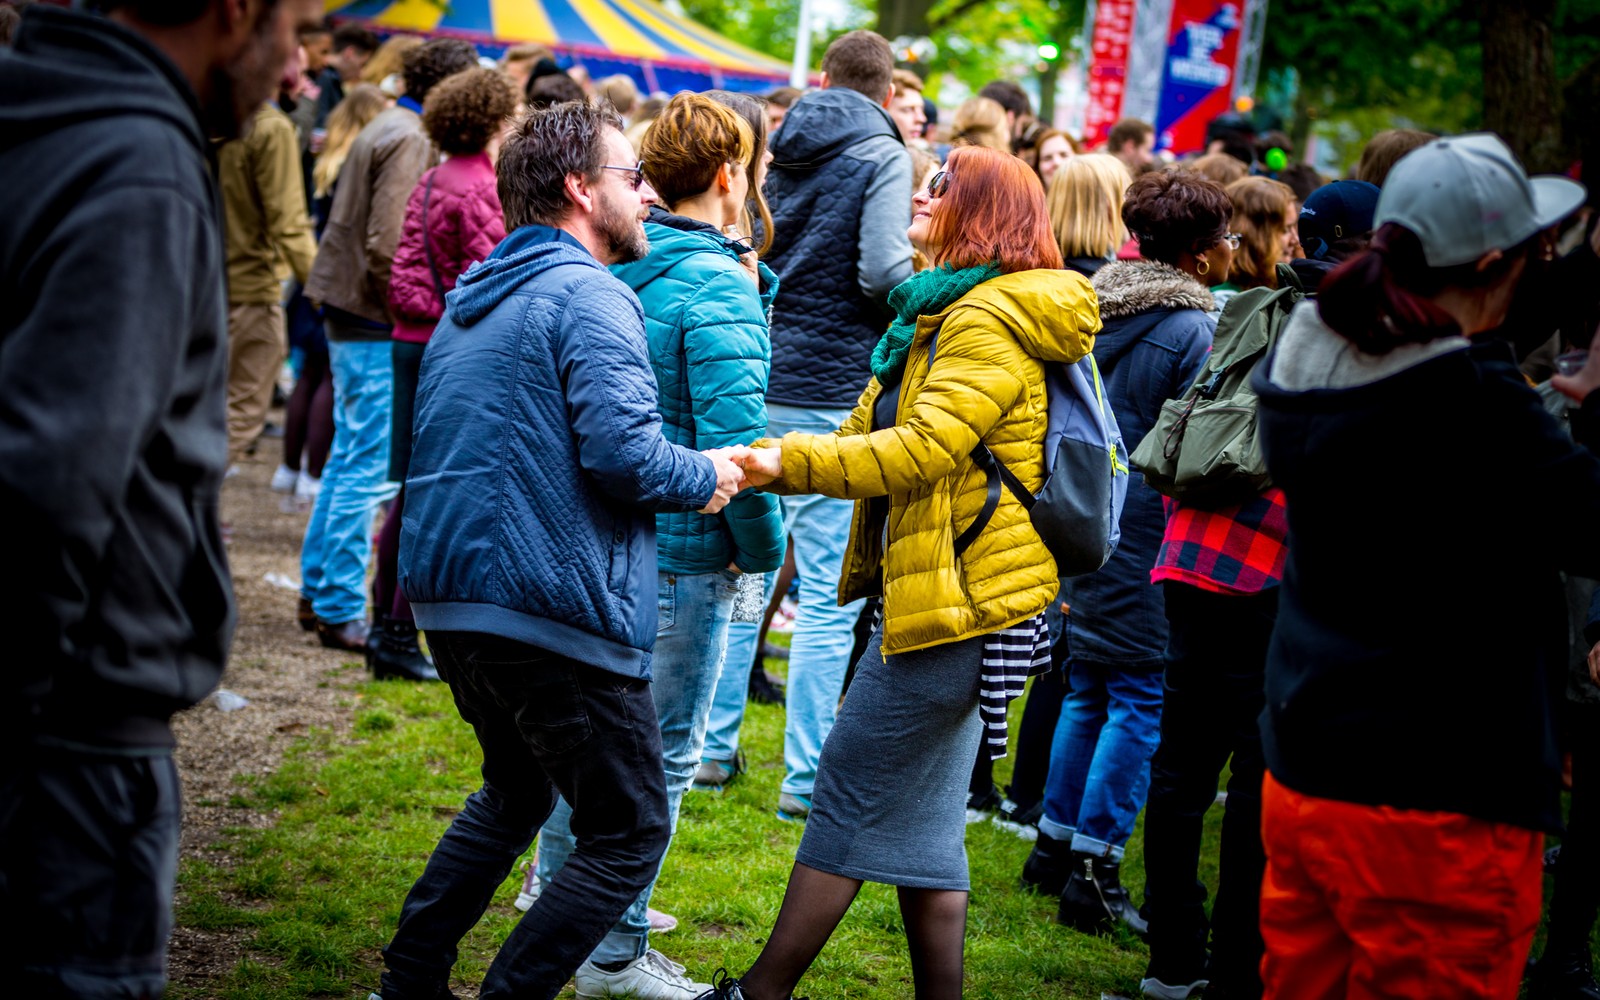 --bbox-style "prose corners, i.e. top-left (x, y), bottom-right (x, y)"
top-left (326, 0), bottom-right (792, 93)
